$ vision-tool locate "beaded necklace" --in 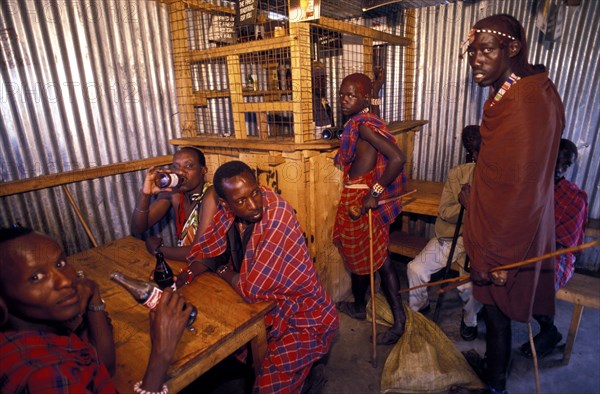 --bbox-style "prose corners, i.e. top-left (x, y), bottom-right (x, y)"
top-left (490, 73), bottom-right (520, 107)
